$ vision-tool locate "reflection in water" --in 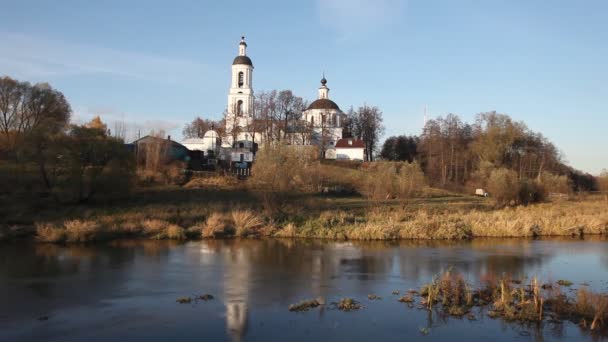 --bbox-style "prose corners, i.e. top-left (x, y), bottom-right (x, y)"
top-left (223, 243), bottom-right (251, 342)
top-left (0, 237), bottom-right (607, 341)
